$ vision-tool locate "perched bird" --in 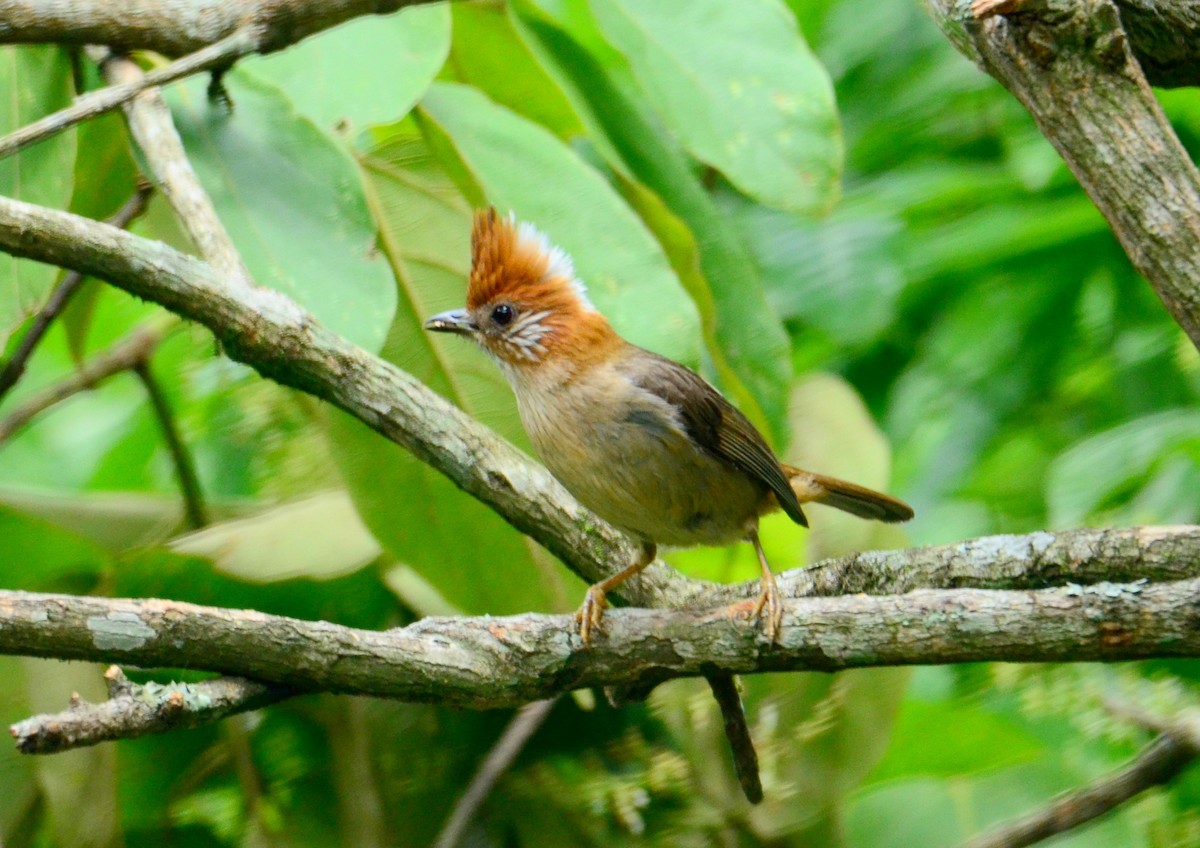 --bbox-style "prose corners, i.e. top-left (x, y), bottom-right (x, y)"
top-left (426, 208), bottom-right (913, 644)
